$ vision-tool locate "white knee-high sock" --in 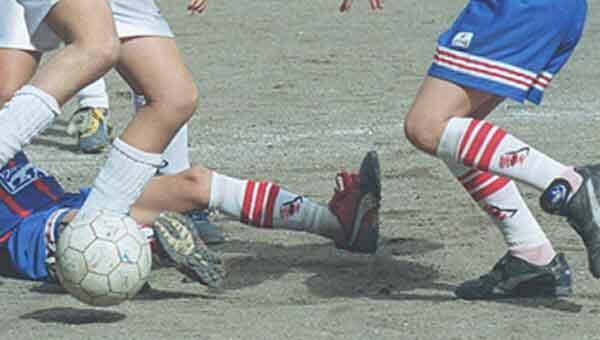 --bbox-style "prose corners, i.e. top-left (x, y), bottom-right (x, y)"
top-left (77, 78), bottom-right (109, 109)
top-left (132, 92), bottom-right (190, 174)
top-left (79, 138), bottom-right (162, 215)
top-left (0, 85), bottom-right (60, 166)
top-left (209, 172), bottom-right (340, 238)
top-left (446, 162), bottom-right (556, 264)
top-left (161, 126), bottom-right (191, 174)
top-left (438, 117), bottom-right (582, 192)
